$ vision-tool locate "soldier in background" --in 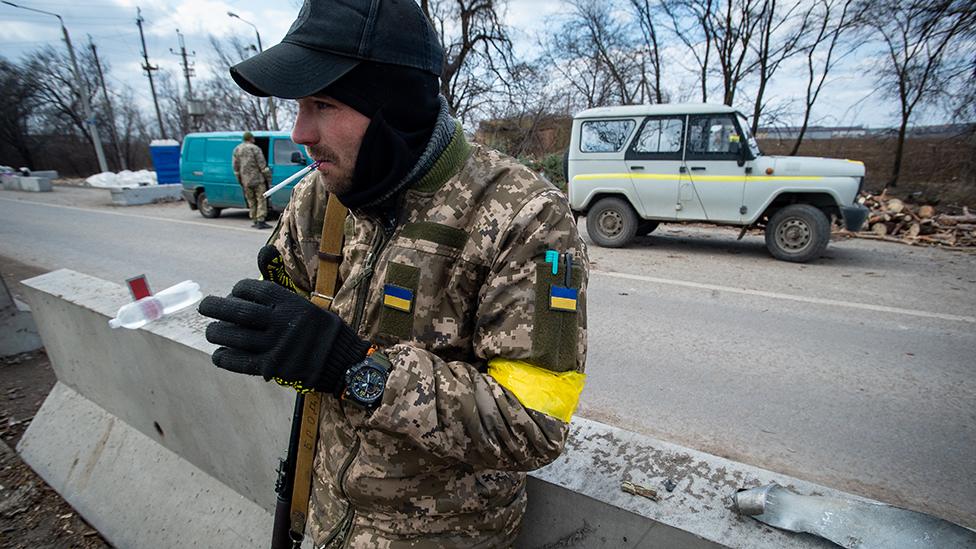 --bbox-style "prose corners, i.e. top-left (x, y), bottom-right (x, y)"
top-left (198, 0), bottom-right (588, 546)
top-left (232, 131), bottom-right (271, 229)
